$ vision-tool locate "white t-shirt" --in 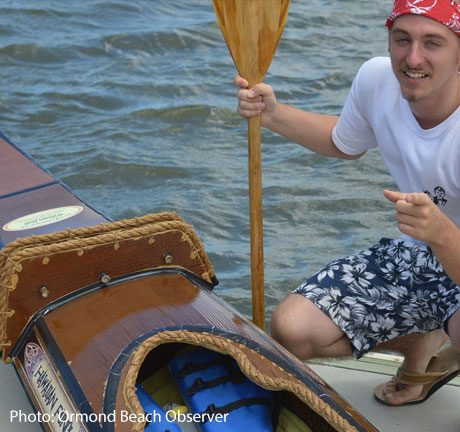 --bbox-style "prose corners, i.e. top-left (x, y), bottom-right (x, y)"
top-left (332, 56), bottom-right (460, 244)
